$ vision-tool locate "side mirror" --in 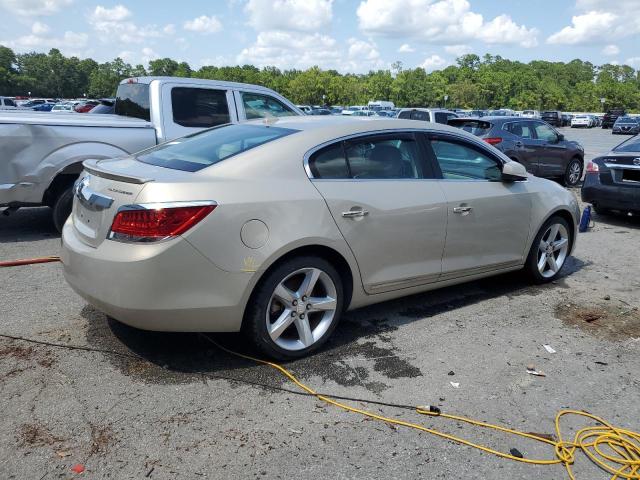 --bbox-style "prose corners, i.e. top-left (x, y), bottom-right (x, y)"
top-left (502, 161), bottom-right (528, 181)
top-left (557, 133), bottom-right (565, 141)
